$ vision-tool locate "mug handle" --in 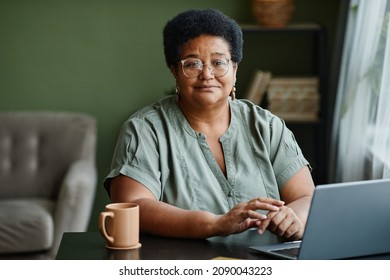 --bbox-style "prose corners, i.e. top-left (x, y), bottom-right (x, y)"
top-left (99, 211), bottom-right (114, 243)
